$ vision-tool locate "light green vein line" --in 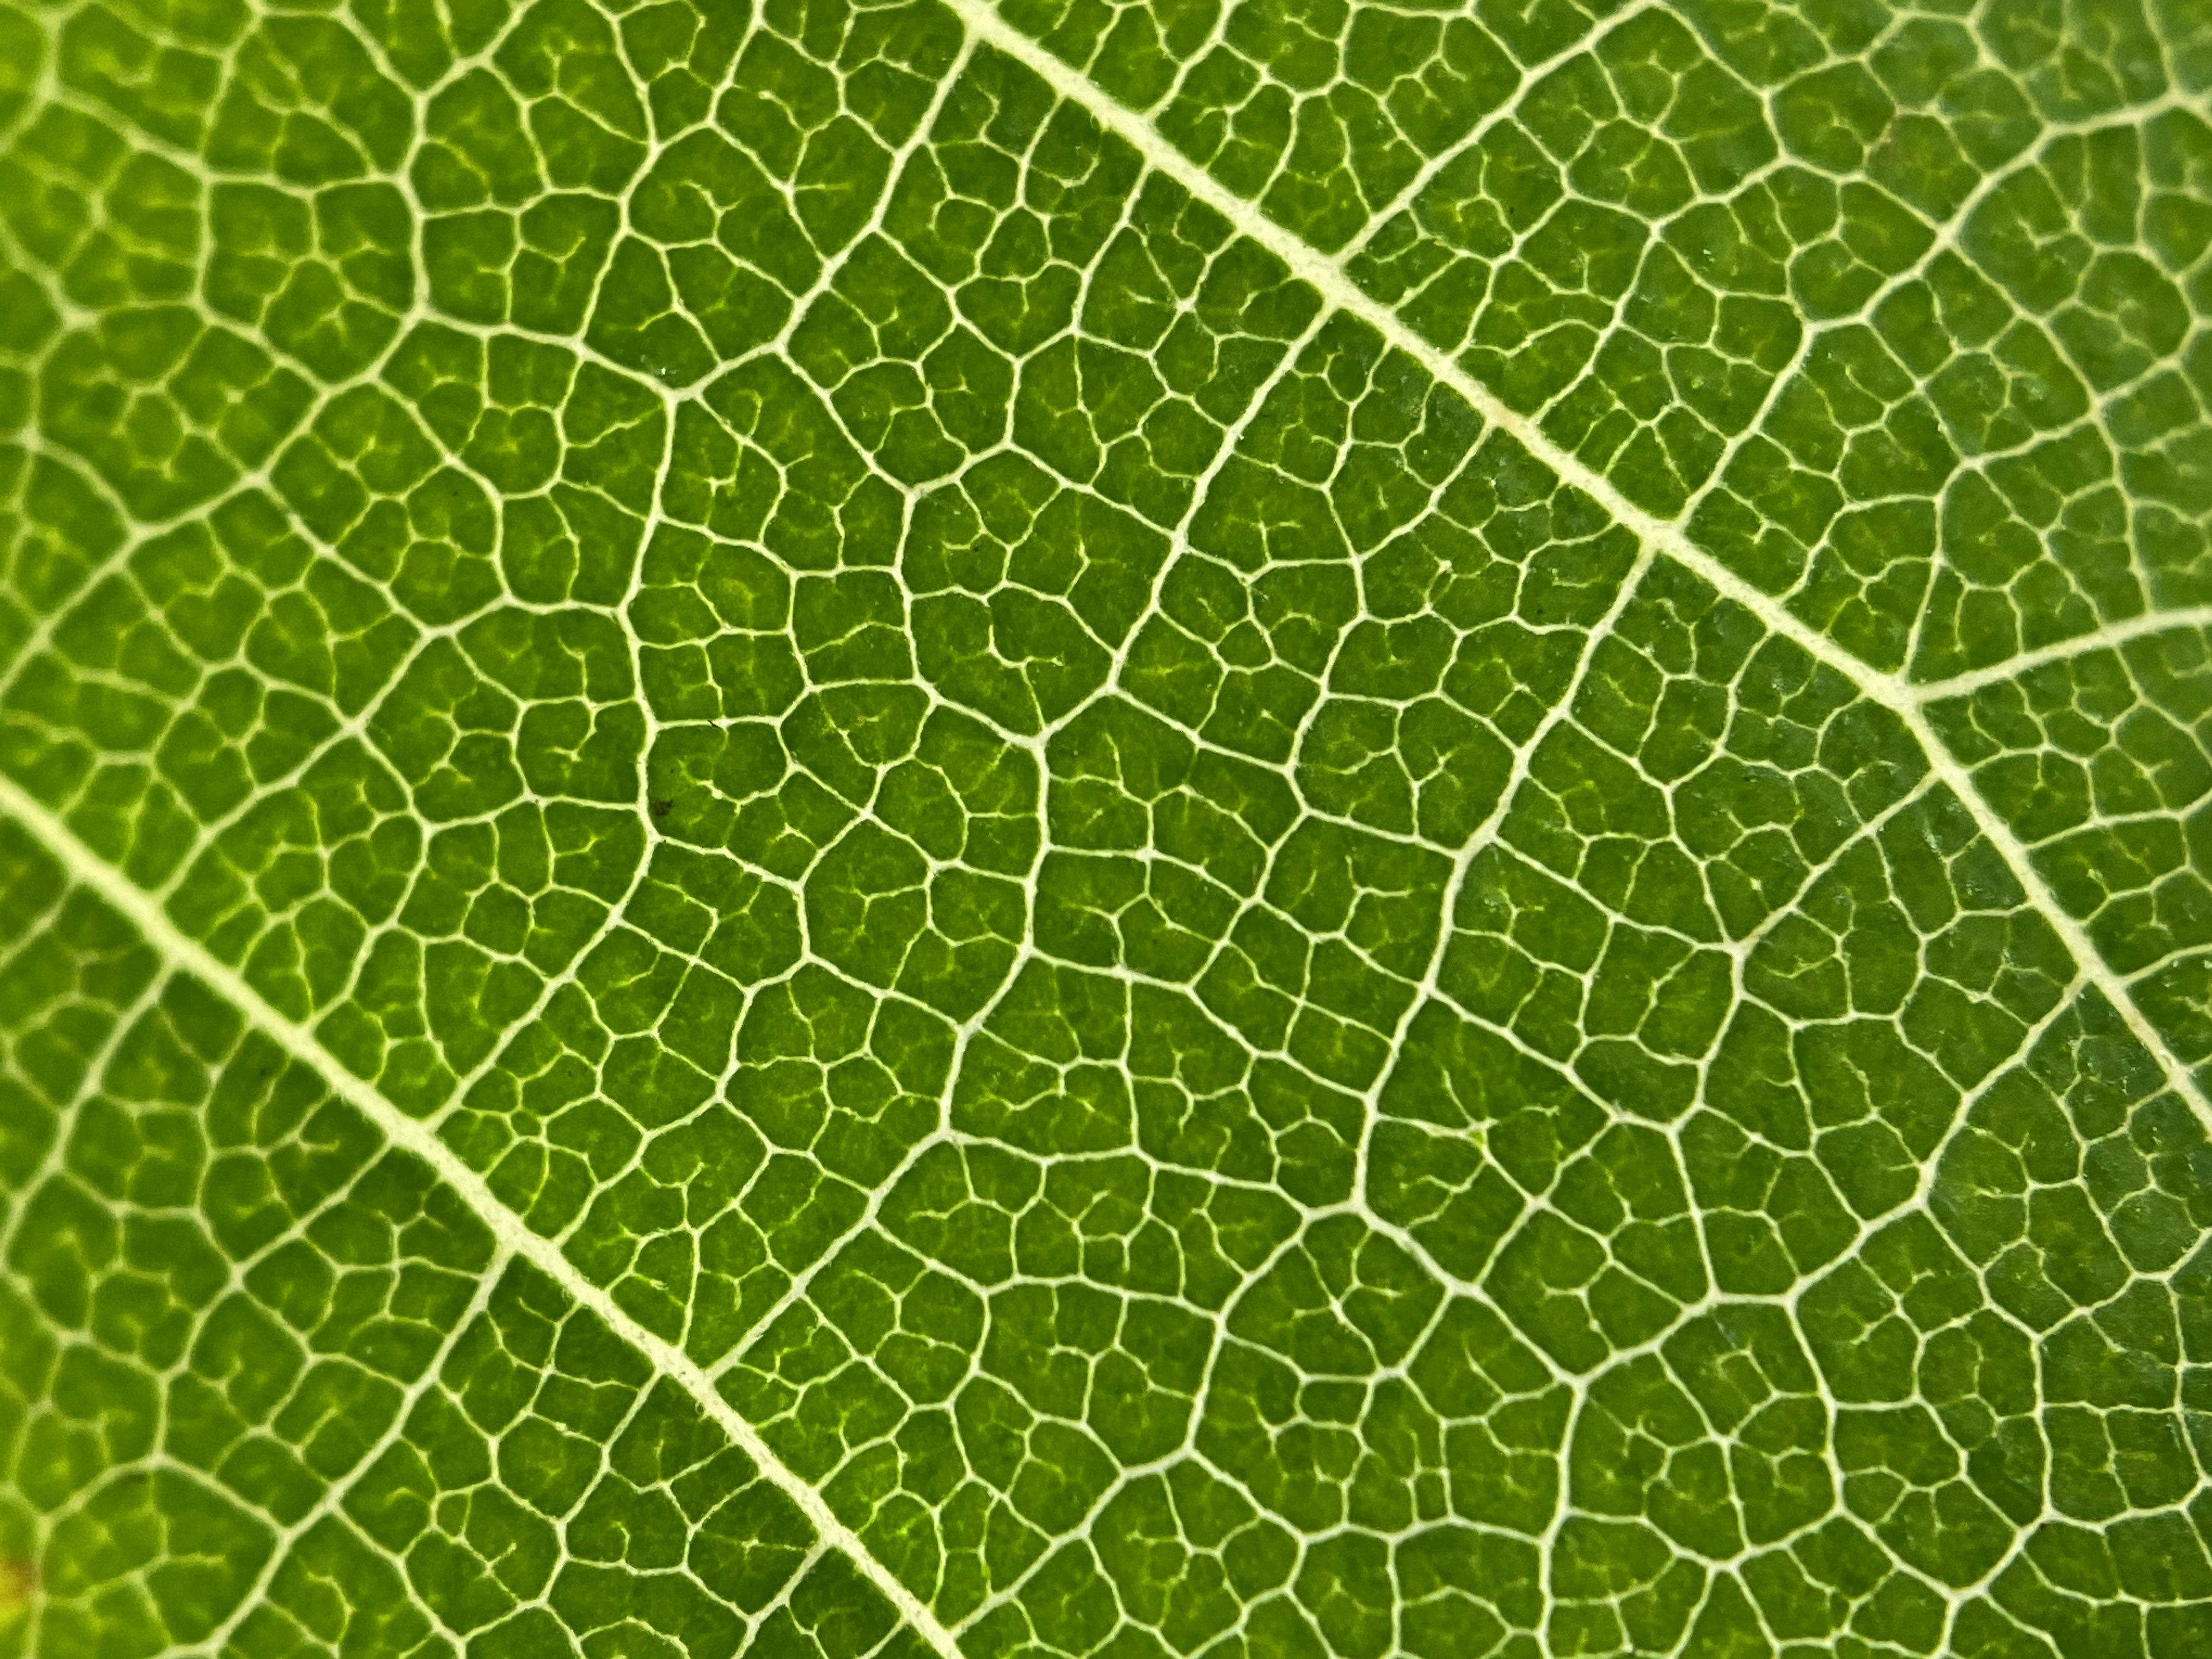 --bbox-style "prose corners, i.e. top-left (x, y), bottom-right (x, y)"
top-left (0, 770), bottom-right (967, 1659)
top-left (934, 0), bottom-right (2212, 1123)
